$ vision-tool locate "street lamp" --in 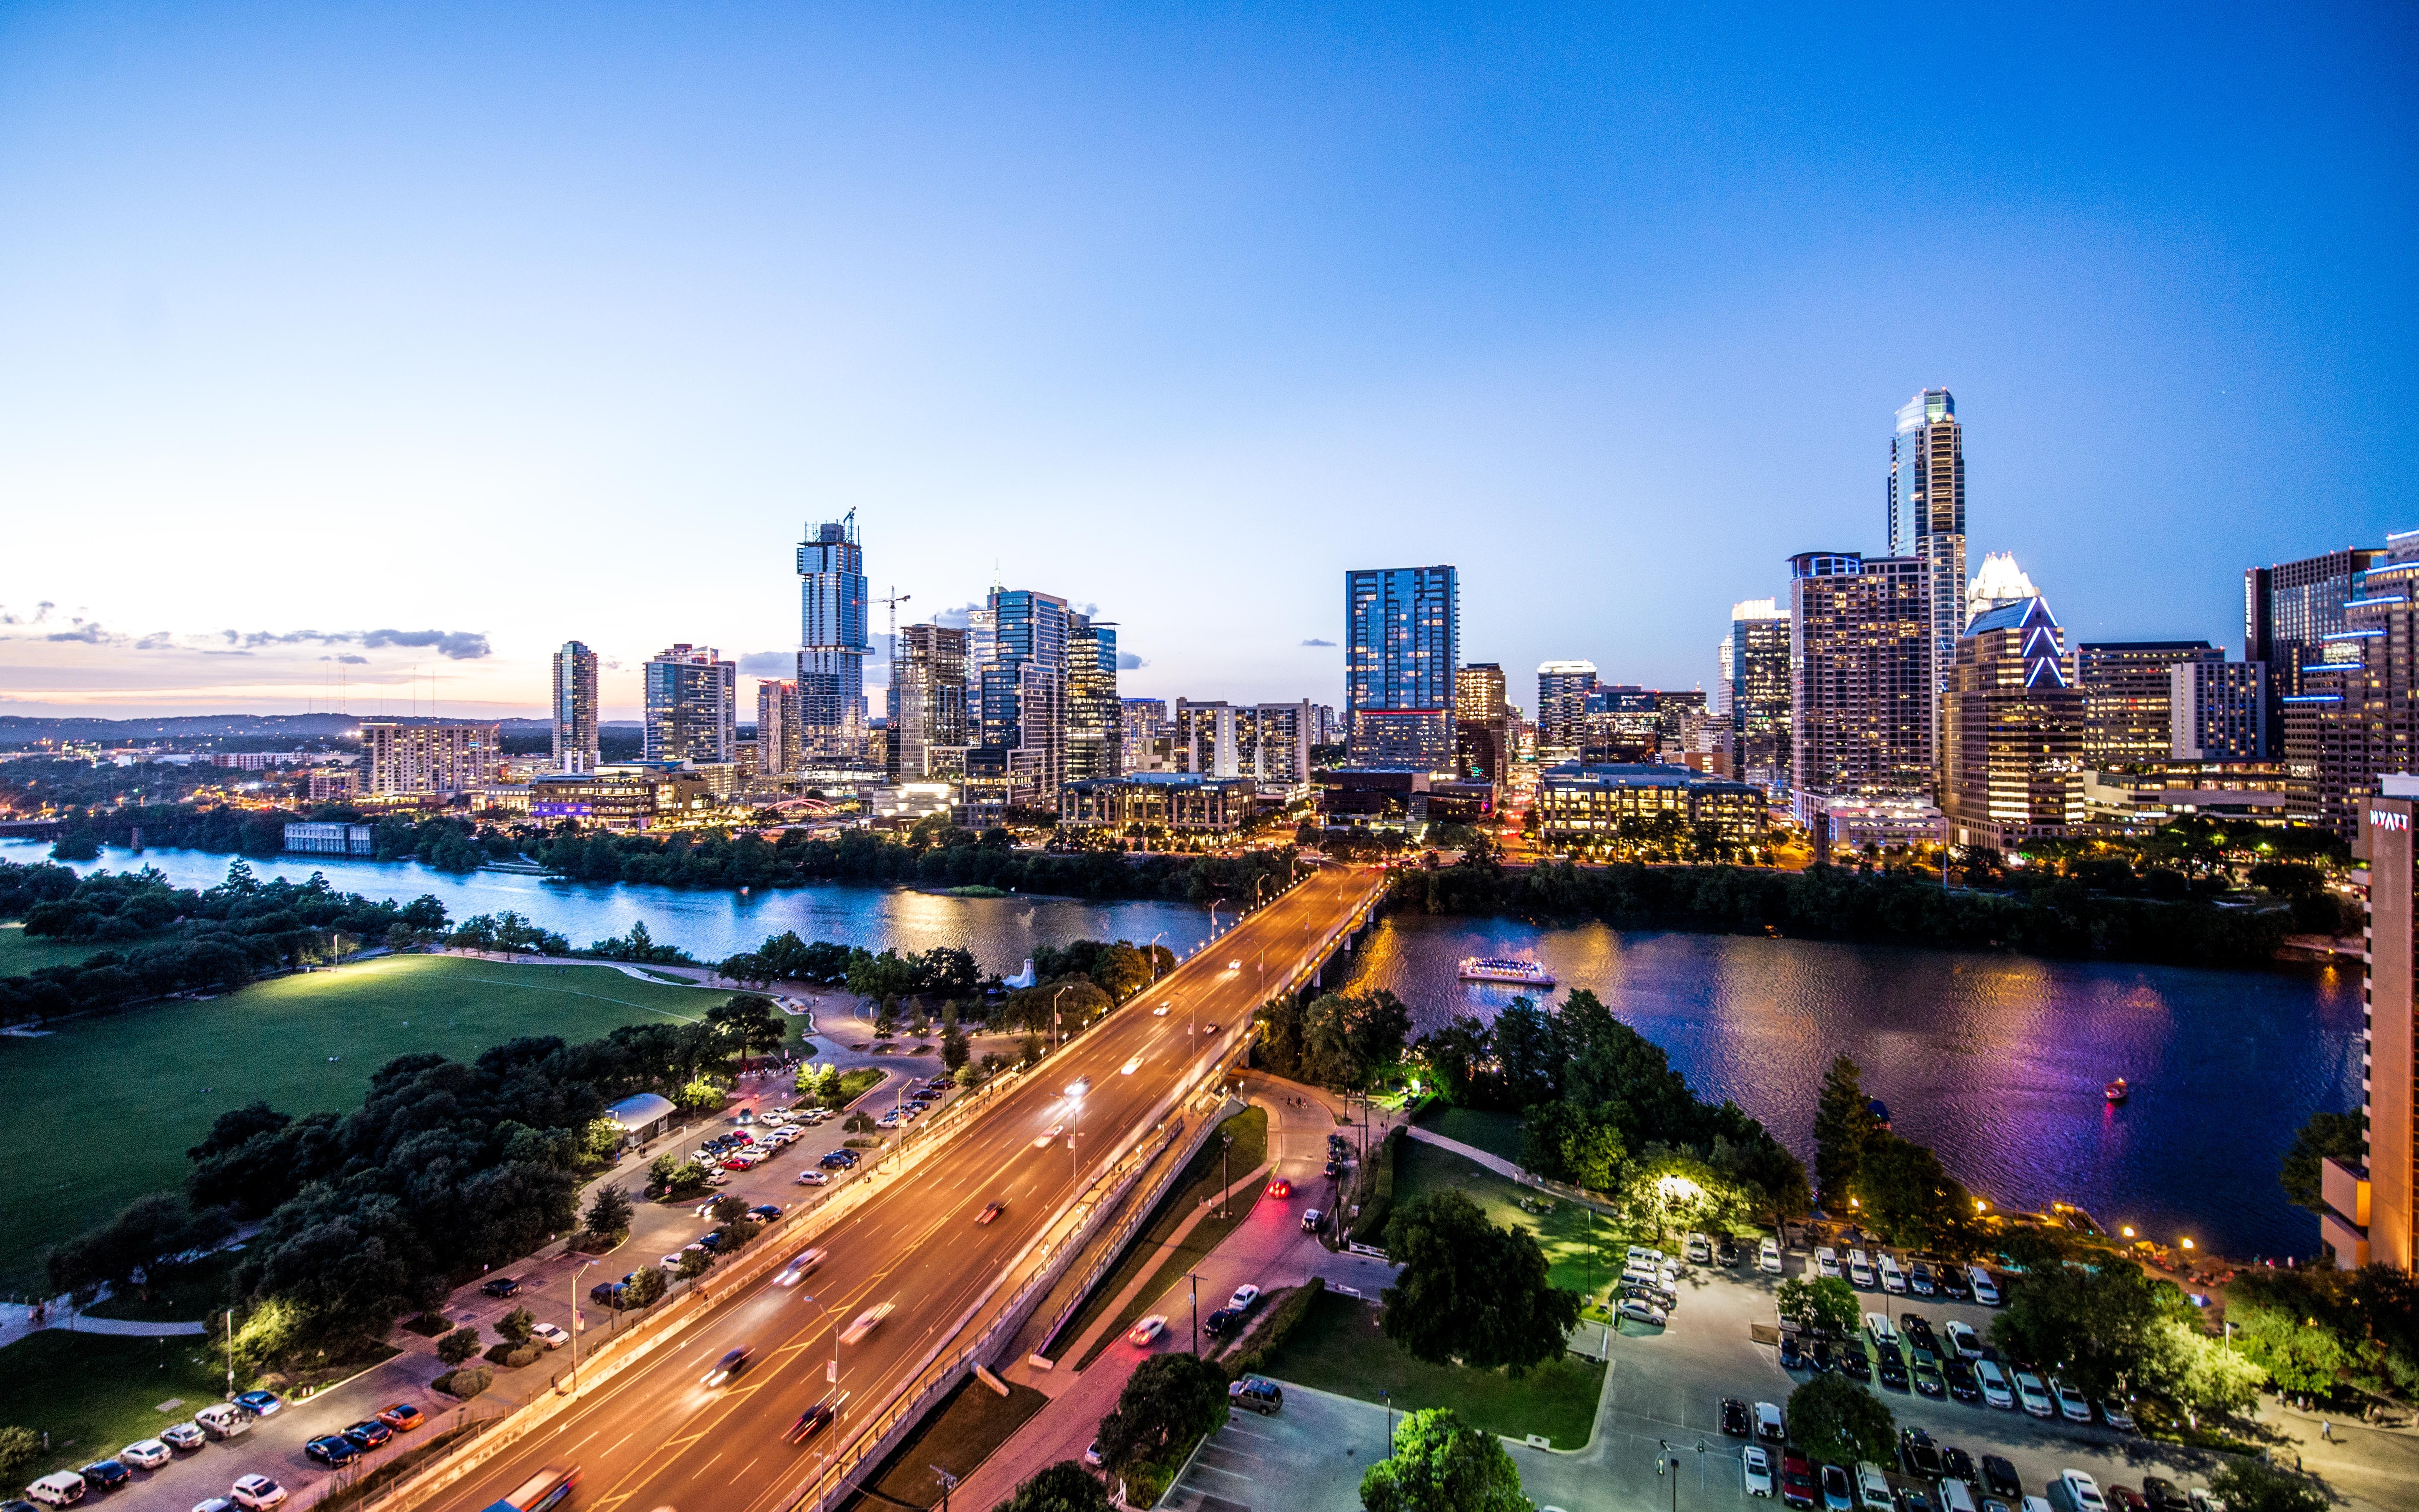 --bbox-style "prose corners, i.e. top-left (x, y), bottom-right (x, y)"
top-left (1051, 985), bottom-right (1070, 1050)
top-left (567, 1260), bottom-right (599, 1390)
